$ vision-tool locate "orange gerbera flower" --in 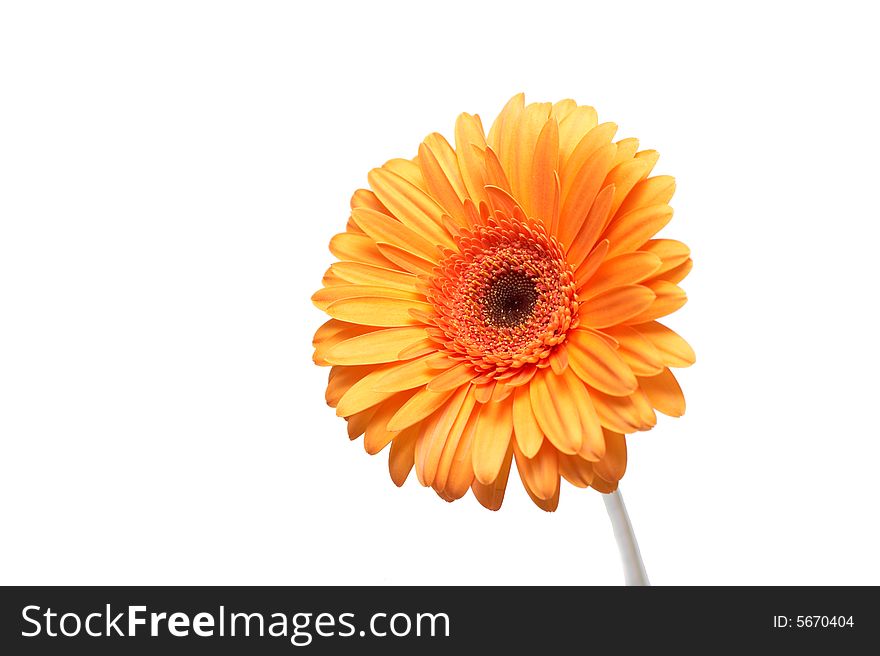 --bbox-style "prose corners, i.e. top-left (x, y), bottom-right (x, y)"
top-left (312, 94), bottom-right (694, 511)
